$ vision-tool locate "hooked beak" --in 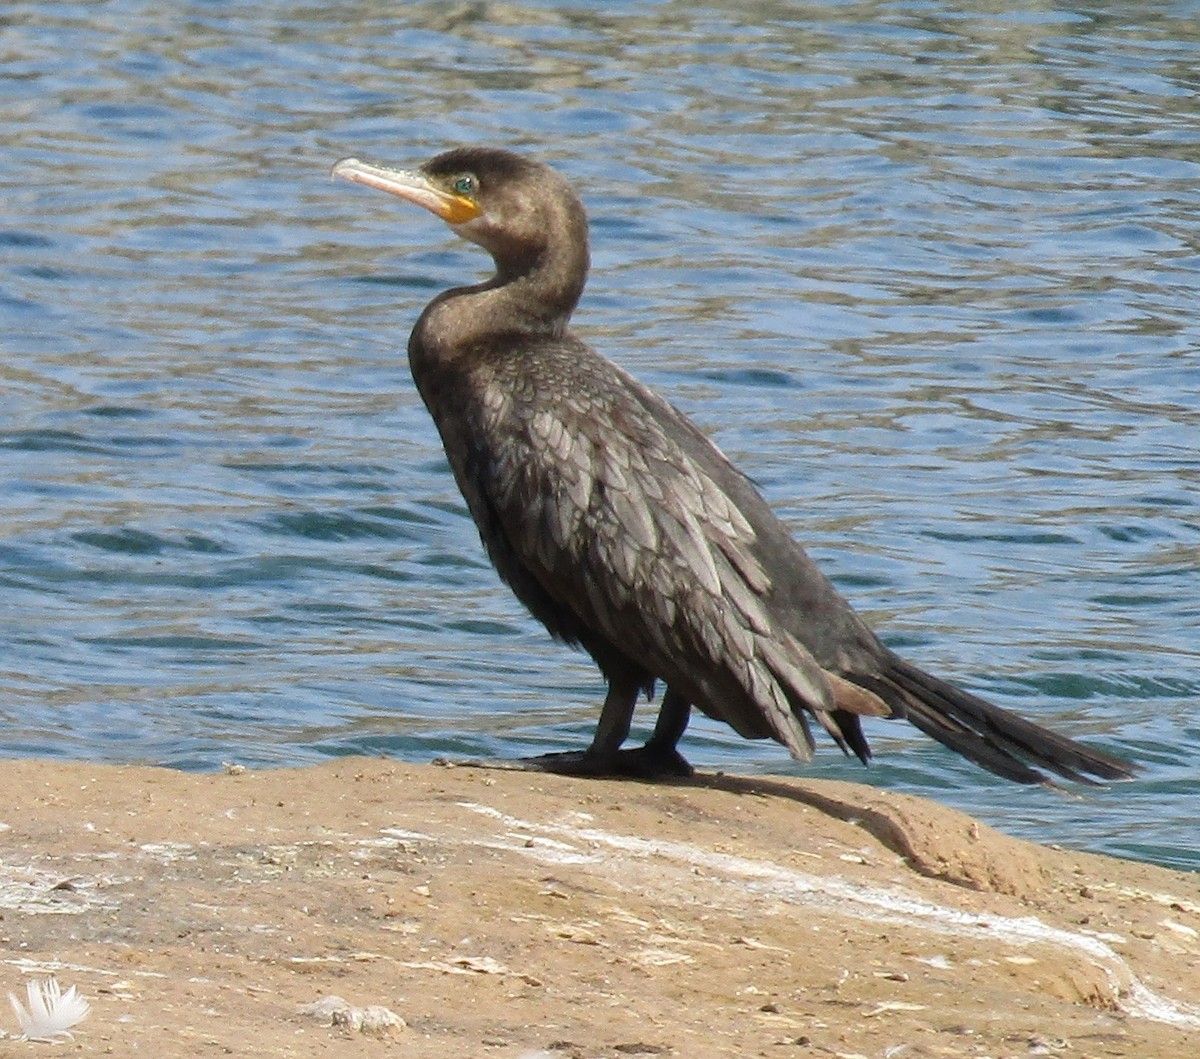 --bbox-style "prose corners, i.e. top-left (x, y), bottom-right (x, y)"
top-left (332, 157), bottom-right (482, 224)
